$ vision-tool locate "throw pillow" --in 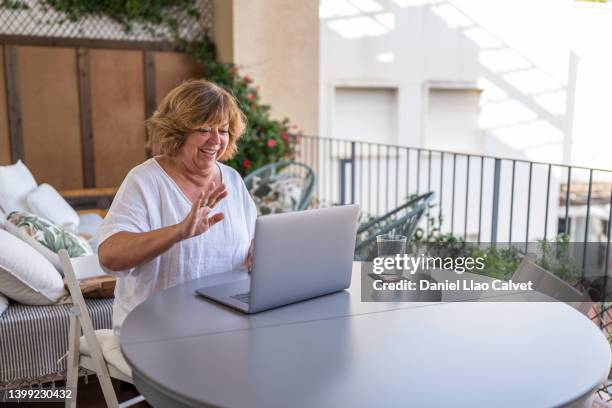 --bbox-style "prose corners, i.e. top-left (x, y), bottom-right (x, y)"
top-left (0, 160), bottom-right (38, 213)
top-left (5, 211), bottom-right (93, 271)
top-left (250, 175), bottom-right (304, 215)
top-left (0, 228), bottom-right (67, 305)
top-left (26, 184), bottom-right (80, 232)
